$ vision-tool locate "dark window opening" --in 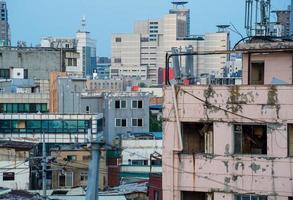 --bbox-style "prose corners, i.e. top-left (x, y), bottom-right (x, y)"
top-left (66, 155), bottom-right (77, 161)
top-left (0, 69), bottom-right (9, 79)
top-left (121, 119), bottom-right (127, 127)
top-left (115, 100), bottom-right (120, 109)
top-left (3, 172), bottom-right (15, 181)
top-left (250, 62), bottom-right (264, 85)
top-left (86, 106), bottom-right (90, 114)
top-left (235, 194), bottom-right (267, 200)
top-left (132, 160), bottom-right (148, 166)
top-left (181, 191), bottom-right (213, 200)
top-left (234, 124), bottom-right (267, 154)
top-left (181, 122), bottom-right (213, 154)
top-left (114, 58), bottom-right (121, 63)
top-left (115, 37), bottom-right (122, 42)
top-left (151, 159), bottom-right (162, 166)
top-left (59, 174), bottom-right (65, 187)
